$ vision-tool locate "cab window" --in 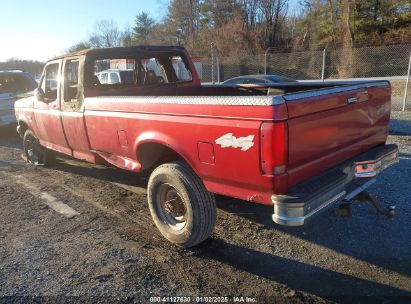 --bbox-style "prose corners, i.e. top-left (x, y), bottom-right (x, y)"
top-left (91, 53), bottom-right (193, 89)
top-left (64, 59), bottom-right (79, 102)
top-left (140, 58), bottom-right (167, 85)
top-left (170, 56), bottom-right (192, 82)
